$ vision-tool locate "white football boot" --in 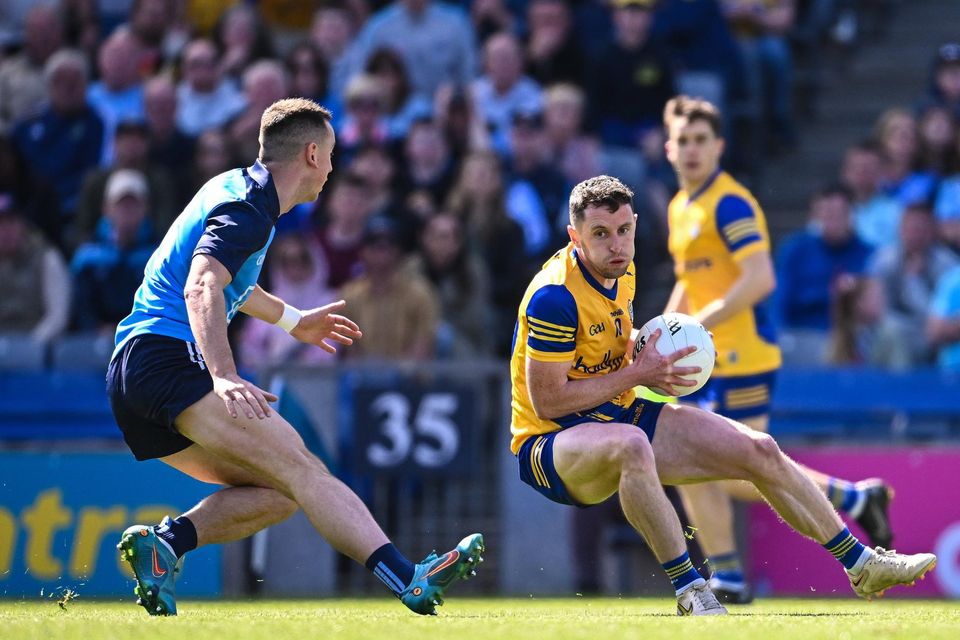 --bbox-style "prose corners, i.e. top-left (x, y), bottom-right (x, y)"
top-left (677, 581), bottom-right (728, 616)
top-left (847, 547), bottom-right (937, 599)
